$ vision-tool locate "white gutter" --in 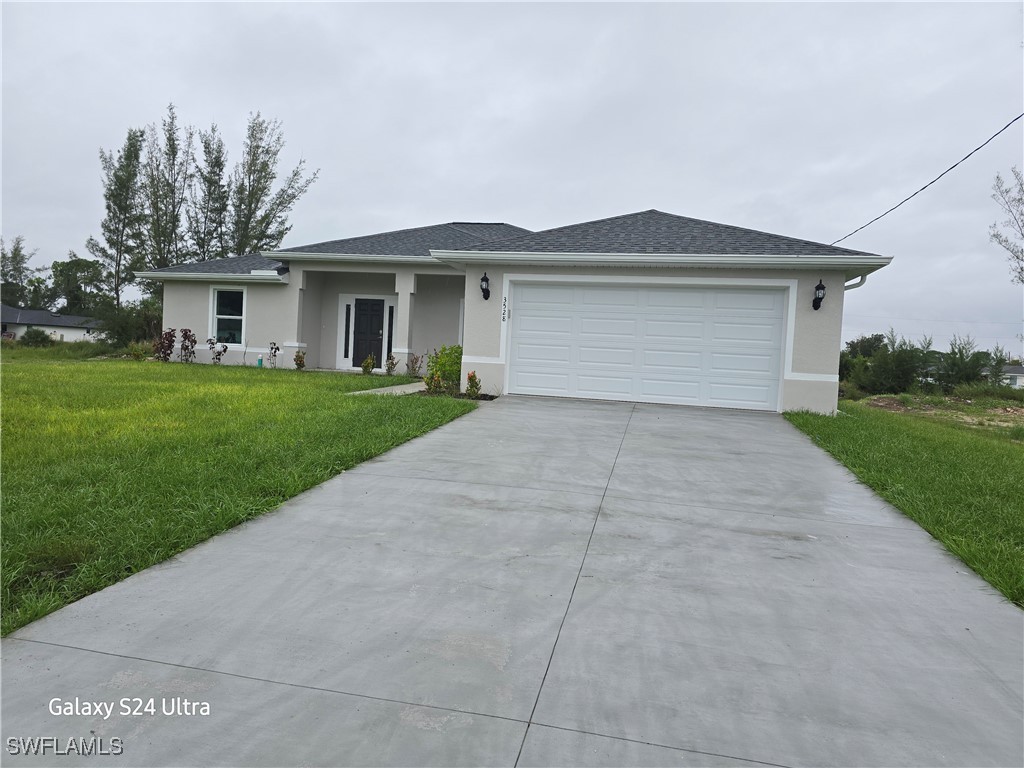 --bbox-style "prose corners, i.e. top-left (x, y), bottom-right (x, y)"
top-left (430, 249), bottom-right (892, 278)
top-left (263, 250), bottom-right (442, 265)
top-left (844, 275), bottom-right (868, 290)
top-left (134, 271), bottom-right (289, 283)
